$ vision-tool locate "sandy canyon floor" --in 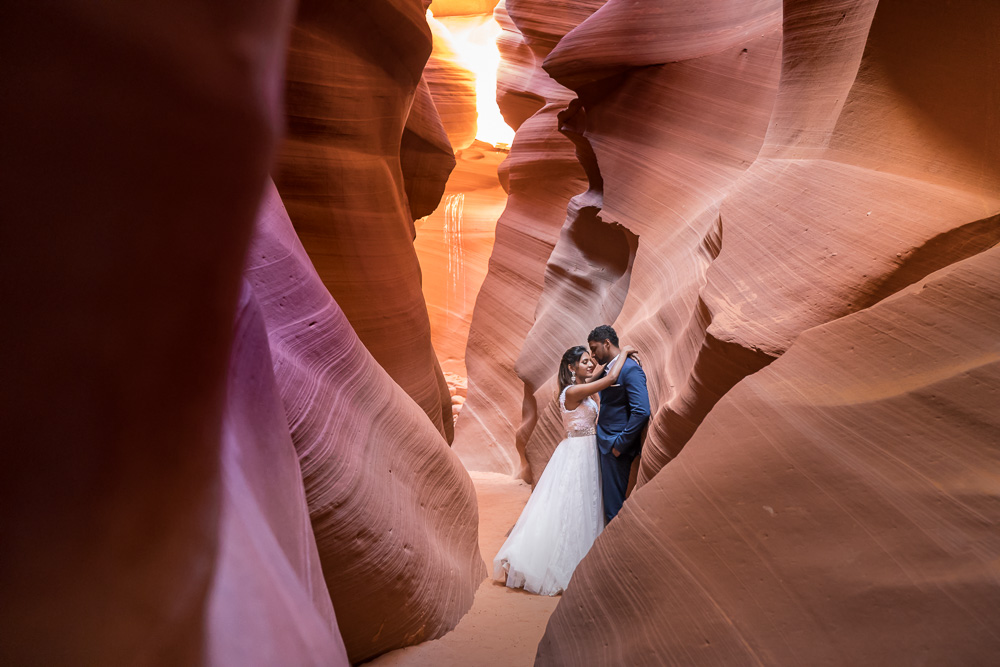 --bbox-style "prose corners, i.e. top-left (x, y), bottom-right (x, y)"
top-left (366, 472), bottom-right (559, 666)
